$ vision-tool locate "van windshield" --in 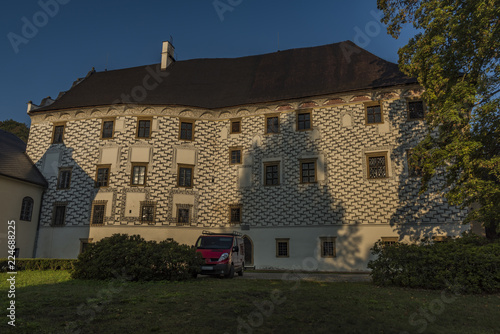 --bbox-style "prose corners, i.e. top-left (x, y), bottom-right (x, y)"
top-left (196, 236), bottom-right (233, 249)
